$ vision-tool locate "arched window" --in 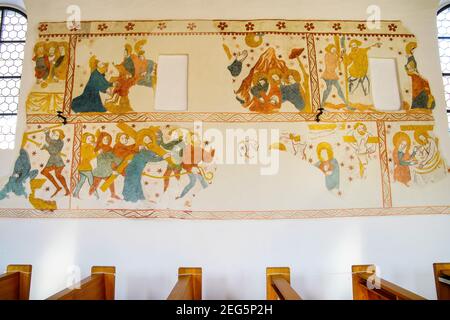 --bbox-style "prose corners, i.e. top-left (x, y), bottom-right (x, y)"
top-left (0, 7), bottom-right (26, 149)
top-left (438, 4), bottom-right (450, 130)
